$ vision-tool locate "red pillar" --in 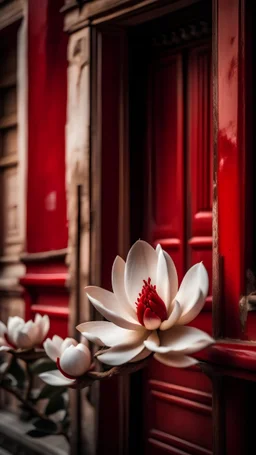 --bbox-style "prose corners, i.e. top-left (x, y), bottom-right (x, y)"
top-left (20, 0), bottom-right (69, 339)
